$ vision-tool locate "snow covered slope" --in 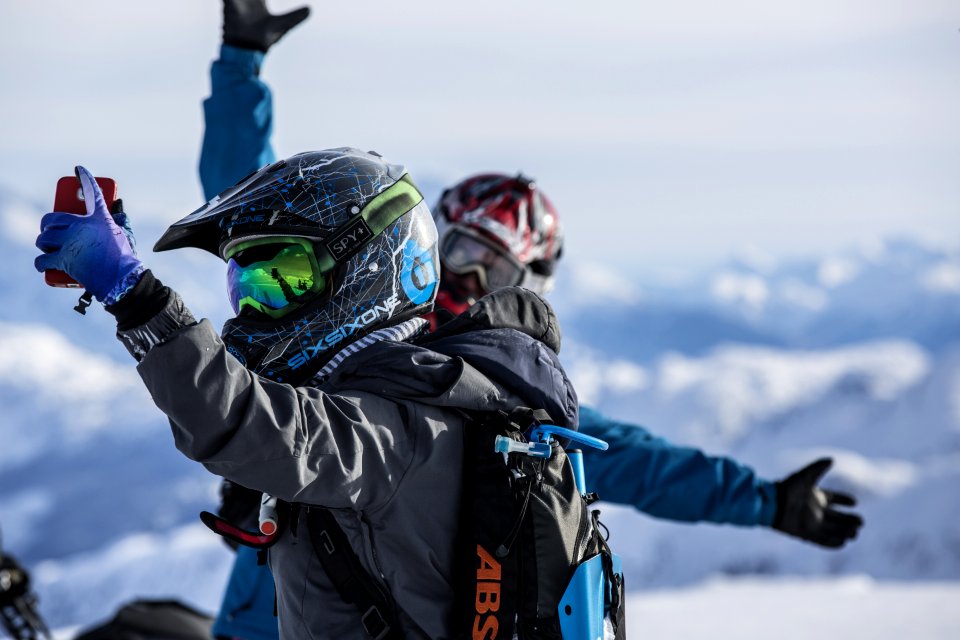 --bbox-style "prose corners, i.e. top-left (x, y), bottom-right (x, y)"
top-left (628, 577), bottom-right (960, 640)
